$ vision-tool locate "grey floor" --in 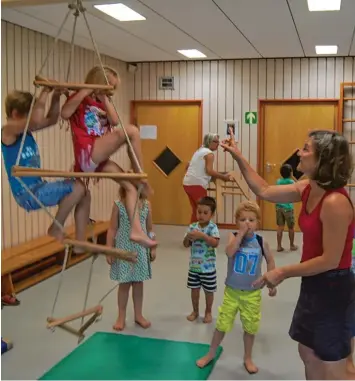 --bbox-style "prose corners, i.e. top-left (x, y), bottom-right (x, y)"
top-left (2, 226), bottom-right (309, 380)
